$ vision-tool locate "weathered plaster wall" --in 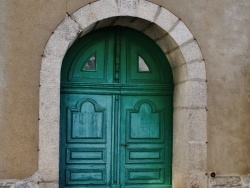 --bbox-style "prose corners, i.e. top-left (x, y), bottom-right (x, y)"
top-left (0, 0), bottom-right (249, 179)
top-left (154, 0), bottom-right (250, 176)
top-left (0, 0), bottom-right (97, 179)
